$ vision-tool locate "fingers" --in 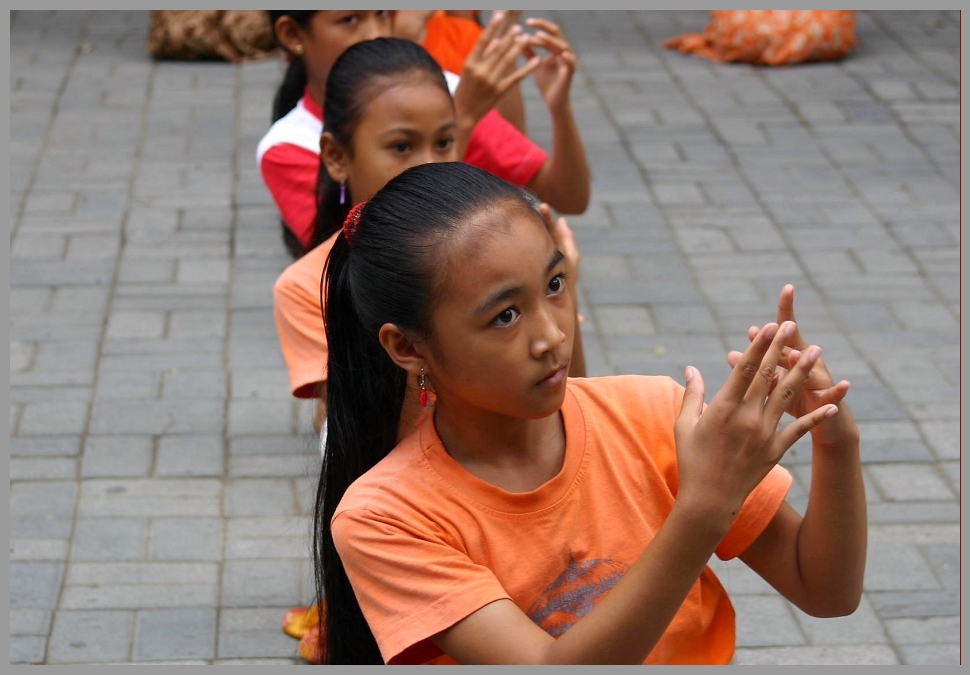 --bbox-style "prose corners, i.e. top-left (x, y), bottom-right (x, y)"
top-left (775, 402), bottom-right (839, 450)
top-left (776, 283), bottom-right (796, 324)
top-left (677, 366), bottom-right (706, 426)
top-left (763, 345), bottom-right (820, 423)
top-left (719, 322), bottom-right (779, 401)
